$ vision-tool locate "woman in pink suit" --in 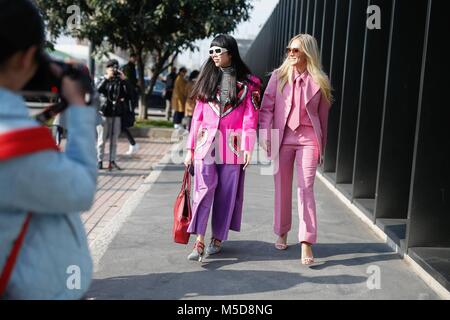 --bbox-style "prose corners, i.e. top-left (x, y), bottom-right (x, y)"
top-left (259, 34), bottom-right (332, 265)
top-left (184, 34), bottom-right (261, 262)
